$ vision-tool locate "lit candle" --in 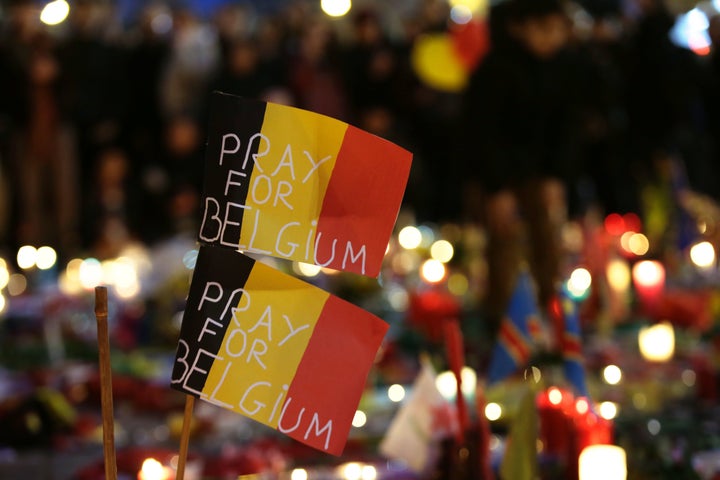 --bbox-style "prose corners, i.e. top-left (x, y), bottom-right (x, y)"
top-left (631, 260), bottom-right (665, 315)
top-left (138, 458), bottom-right (173, 480)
